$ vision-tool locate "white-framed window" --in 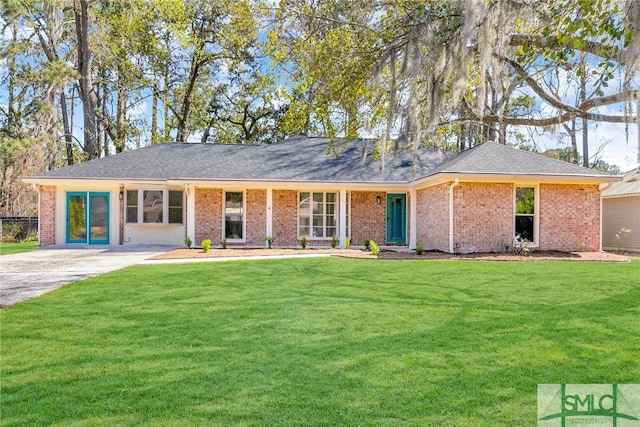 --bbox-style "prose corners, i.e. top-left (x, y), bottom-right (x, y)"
top-left (125, 189), bottom-right (183, 225)
top-left (224, 191), bottom-right (245, 240)
top-left (515, 186), bottom-right (536, 243)
top-left (298, 191), bottom-right (348, 238)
